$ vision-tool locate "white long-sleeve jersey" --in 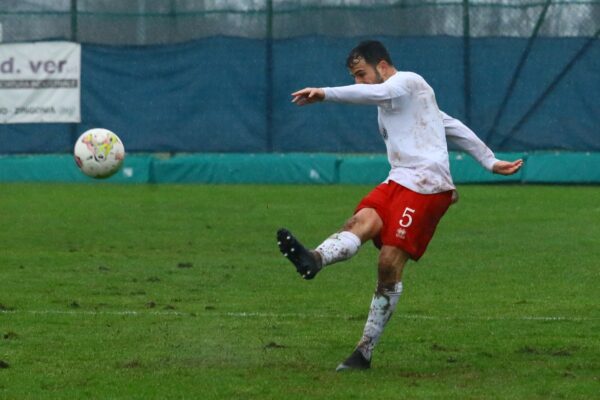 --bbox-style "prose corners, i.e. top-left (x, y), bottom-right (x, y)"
top-left (323, 71), bottom-right (498, 194)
